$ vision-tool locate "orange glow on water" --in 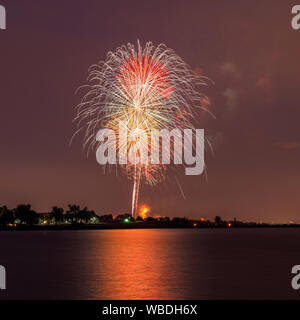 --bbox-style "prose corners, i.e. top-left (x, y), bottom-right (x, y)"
top-left (90, 229), bottom-right (193, 299)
